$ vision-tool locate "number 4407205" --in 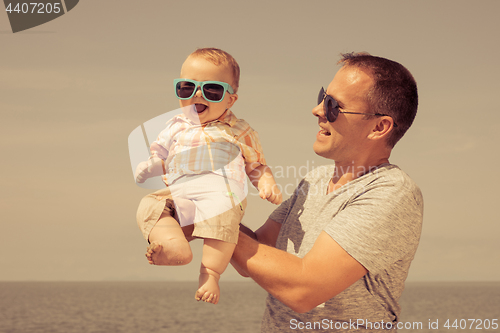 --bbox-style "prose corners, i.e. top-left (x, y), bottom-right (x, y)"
top-left (5, 2), bottom-right (62, 14)
top-left (444, 319), bottom-right (498, 330)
